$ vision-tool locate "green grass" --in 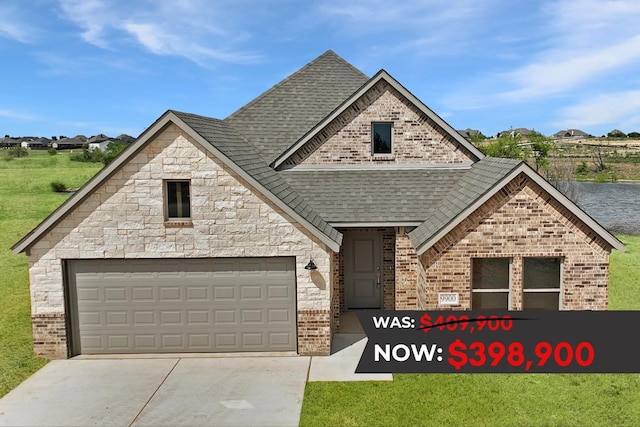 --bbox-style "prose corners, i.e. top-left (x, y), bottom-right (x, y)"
top-left (0, 150), bottom-right (101, 397)
top-left (610, 235), bottom-right (640, 310)
top-left (301, 237), bottom-right (640, 427)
